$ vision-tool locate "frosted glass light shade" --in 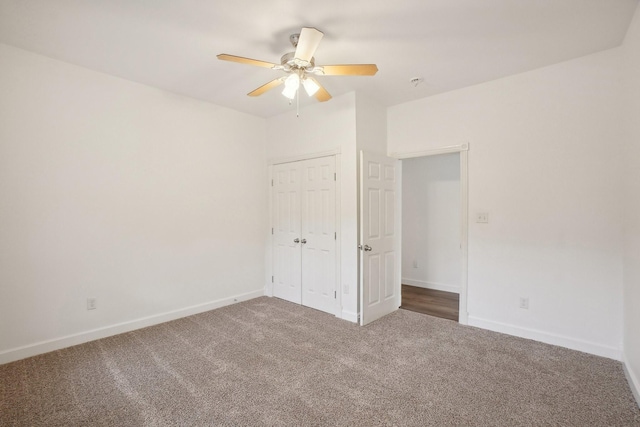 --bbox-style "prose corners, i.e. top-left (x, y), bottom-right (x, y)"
top-left (302, 78), bottom-right (319, 96)
top-left (282, 73), bottom-right (300, 99)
